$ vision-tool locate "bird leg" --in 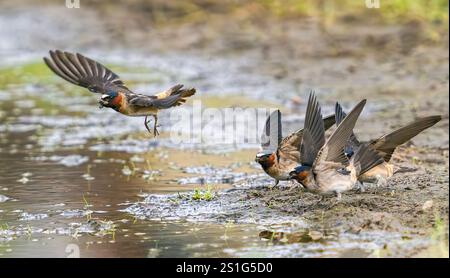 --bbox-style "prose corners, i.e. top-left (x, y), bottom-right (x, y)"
top-left (144, 115), bottom-right (160, 136)
top-left (144, 115), bottom-right (152, 134)
top-left (152, 114), bottom-right (160, 137)
top-left (269, 179), bottom-right (279, 190)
